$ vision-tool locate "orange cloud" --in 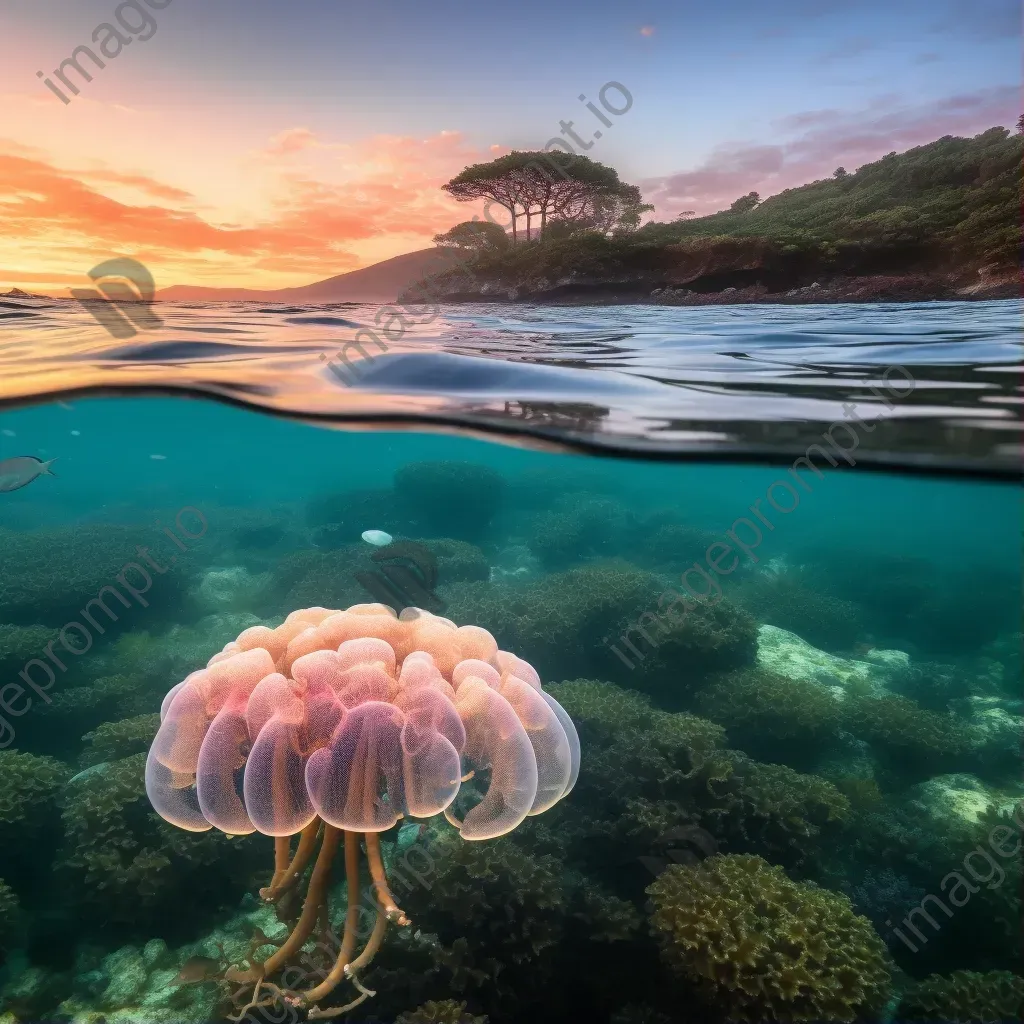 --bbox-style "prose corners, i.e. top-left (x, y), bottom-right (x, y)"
top-left (0, 125), bottom-right (504, 293)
